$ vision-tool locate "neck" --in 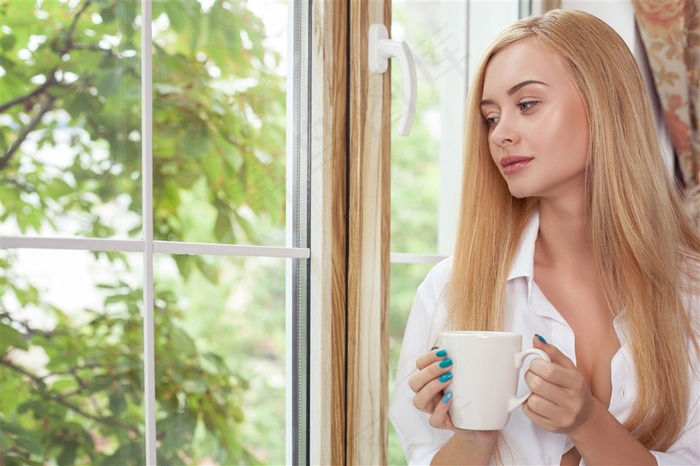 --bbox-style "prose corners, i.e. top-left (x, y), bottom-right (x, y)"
top-left (536, 197), bottom-right (594, 271)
